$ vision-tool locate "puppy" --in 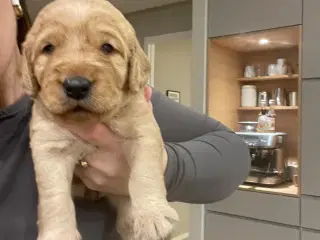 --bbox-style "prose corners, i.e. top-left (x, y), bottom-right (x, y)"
top-left (22, 0), bottom-right (179, 239)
